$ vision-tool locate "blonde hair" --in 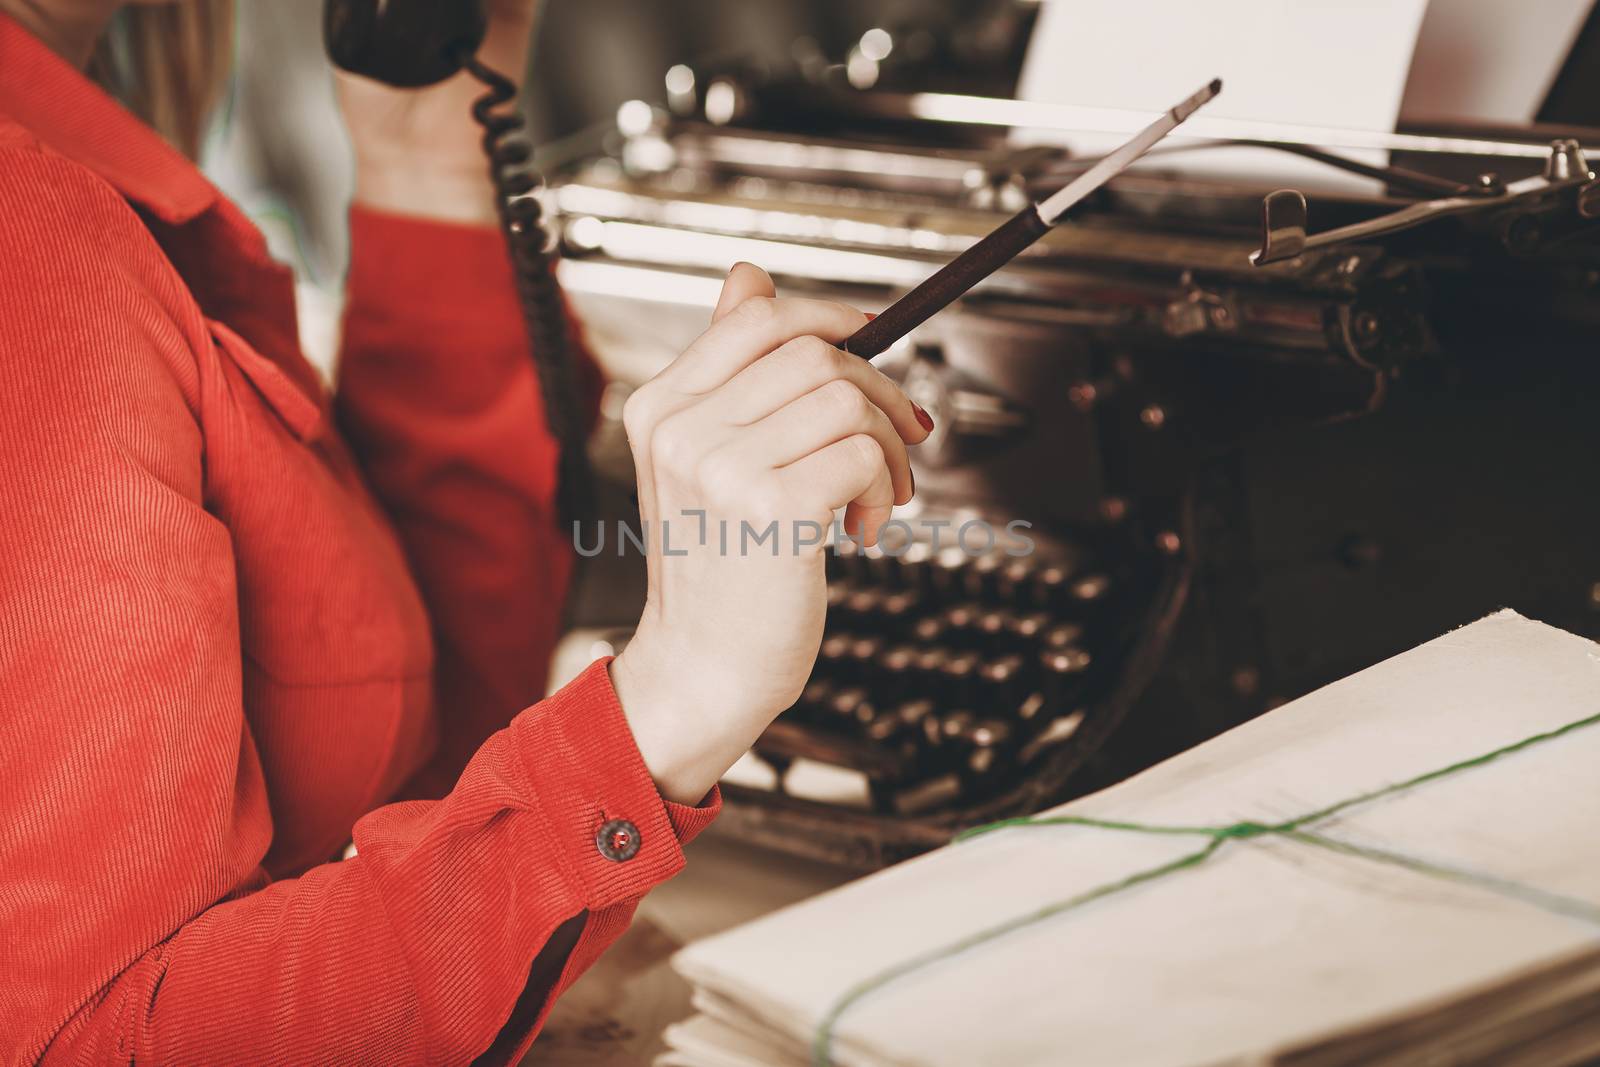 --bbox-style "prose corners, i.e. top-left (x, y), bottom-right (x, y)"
top-left (89, 1), bottom-right (236, 159)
